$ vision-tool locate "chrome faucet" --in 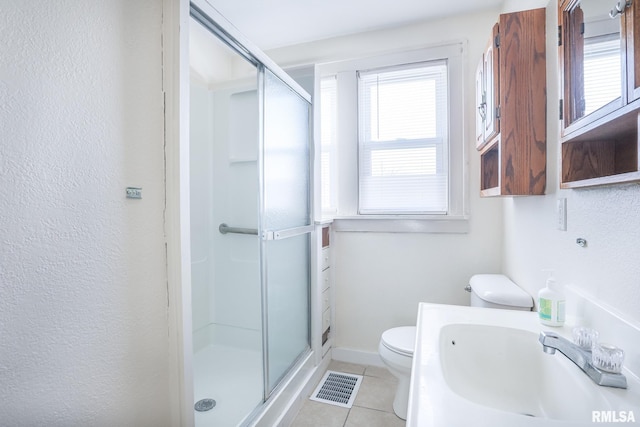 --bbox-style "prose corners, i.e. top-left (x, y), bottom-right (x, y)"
top-left (539, 331), bottom-right (627, 389)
